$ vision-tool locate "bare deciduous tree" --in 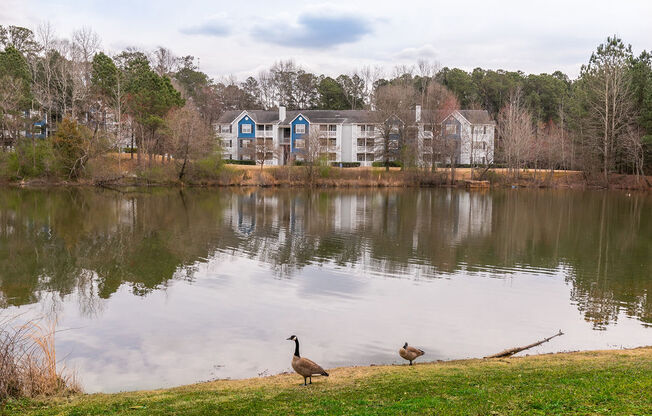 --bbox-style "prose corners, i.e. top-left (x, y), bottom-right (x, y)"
top-left (166, 104), bottom-right (215, 180)
top-left (373, 84), bottom-right (416, 170)
top-left (498, 87), bottom-right (535, 178)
